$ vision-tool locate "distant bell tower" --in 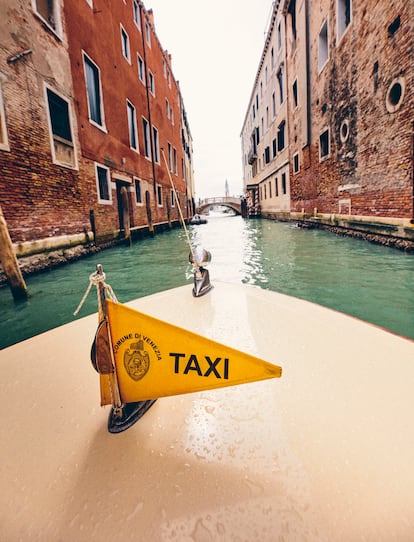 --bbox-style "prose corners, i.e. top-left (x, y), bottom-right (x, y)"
top-left (225, 179), bottom-right (229, 197)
